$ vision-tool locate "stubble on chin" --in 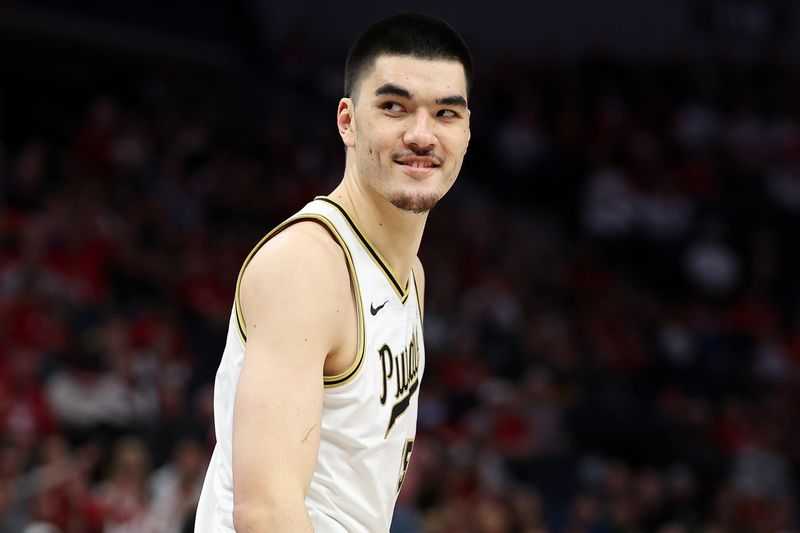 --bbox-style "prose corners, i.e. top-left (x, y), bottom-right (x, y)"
top-left (389, 192), bottom-right (440, 214)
